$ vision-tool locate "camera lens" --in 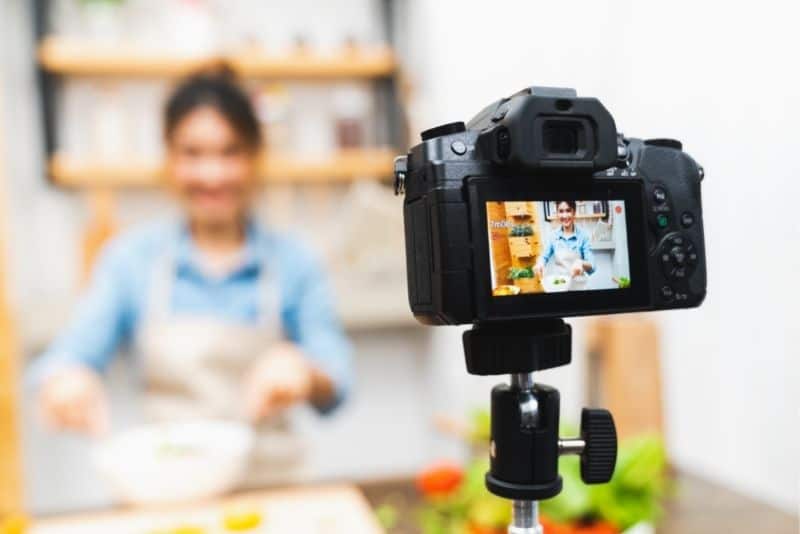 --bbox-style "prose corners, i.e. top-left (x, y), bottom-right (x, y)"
top-left (543, 120), bottom-right (582, 155)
